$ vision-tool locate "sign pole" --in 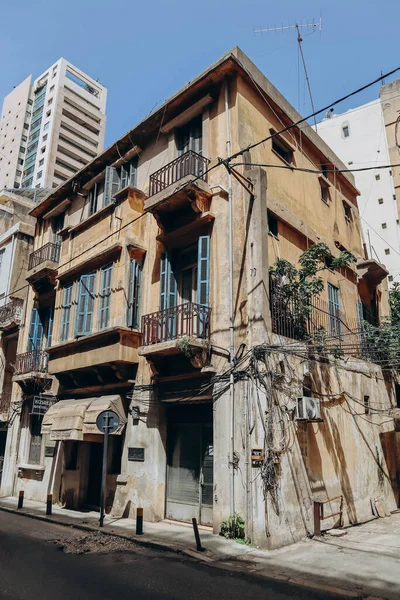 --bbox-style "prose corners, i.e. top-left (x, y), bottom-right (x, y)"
top-left (99, 415), bottom-right (110, 528)
top-left (96, 409), bottom-right (120, 528)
